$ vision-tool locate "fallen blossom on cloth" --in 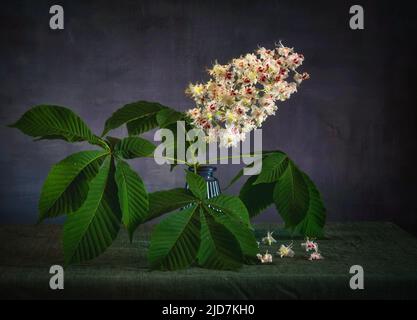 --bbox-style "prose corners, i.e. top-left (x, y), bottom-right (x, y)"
top-left (262, 231), bottom-right (277, 246)
top-left (309, 252), bottom-right (324, 261)
top-left (301, 237), bottom-right (318, 252)
top-left (257, 251), bottom-right (273, 264)
top-left (278, 243), bottom-right (295, 258)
